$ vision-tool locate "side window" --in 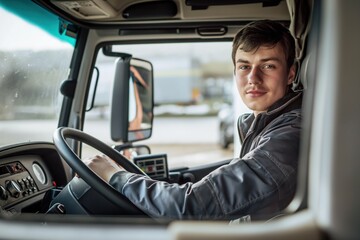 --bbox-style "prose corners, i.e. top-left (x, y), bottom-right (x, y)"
top-left (83, 43), bottom-right (235, 168)
top-left (0, 7), bottom-right (73, 145)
